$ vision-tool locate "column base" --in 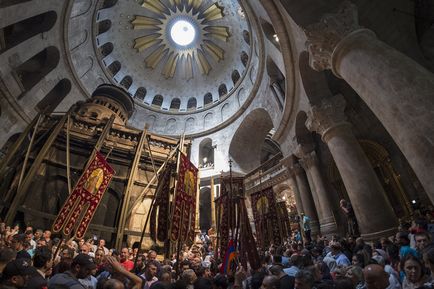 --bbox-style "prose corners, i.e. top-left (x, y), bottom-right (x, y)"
top-left (311, 220), bottom-right (320, 235)
top-left (361, 226), bottom-right (397, 241)
top-left (320, 220), bottom-right (338, 236)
